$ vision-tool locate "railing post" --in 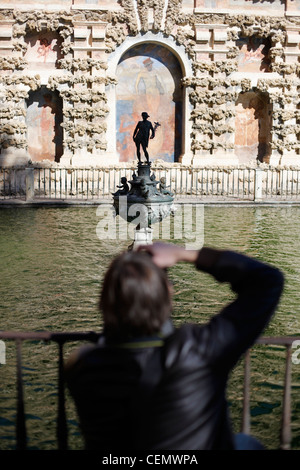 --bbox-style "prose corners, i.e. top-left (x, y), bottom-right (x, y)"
top-left (0, 340), bottom-right (6, 364)
top-left (57, 341), bottom-right (68, 450)
top-left (254, 168), bottom-right (263, 201)
top-left (16, 339), bottom-right (27, 450)
top-left (25, 168), bottom-right (35, 201)
top-left (241, 349), bottom-right (251, 434)
top-left (280, 345), bottom-right (292, 450)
